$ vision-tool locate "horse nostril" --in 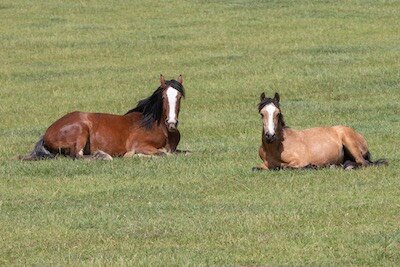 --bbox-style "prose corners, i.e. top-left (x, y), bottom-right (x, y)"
top-left (265, 133), bottom-right (276, 142)
top-left (168, 123), bottom-right (177, 132)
